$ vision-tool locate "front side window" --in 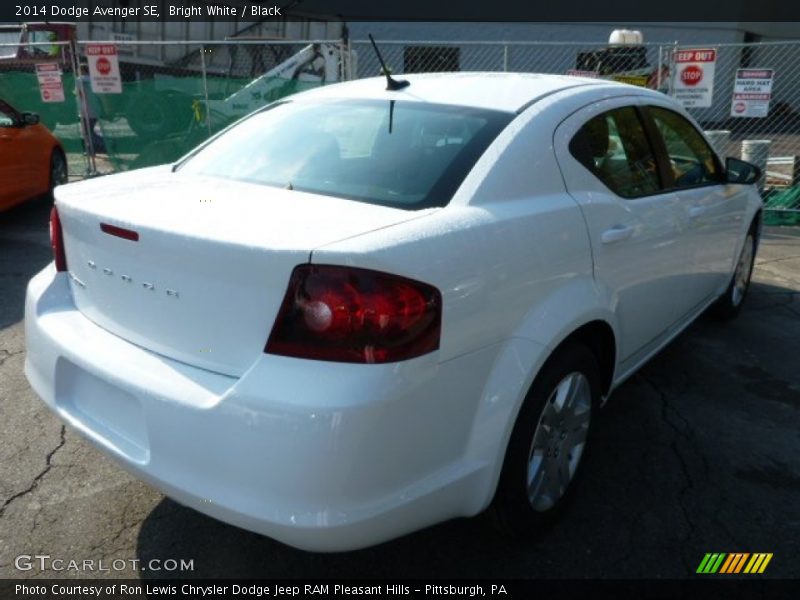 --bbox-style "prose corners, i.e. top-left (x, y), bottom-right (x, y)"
top-left (647, 106), bottom-right (720, 188)
top-left (569, 106), bottom-right (662, 198)
top-left (179, 99), bottom-right (512, 209)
